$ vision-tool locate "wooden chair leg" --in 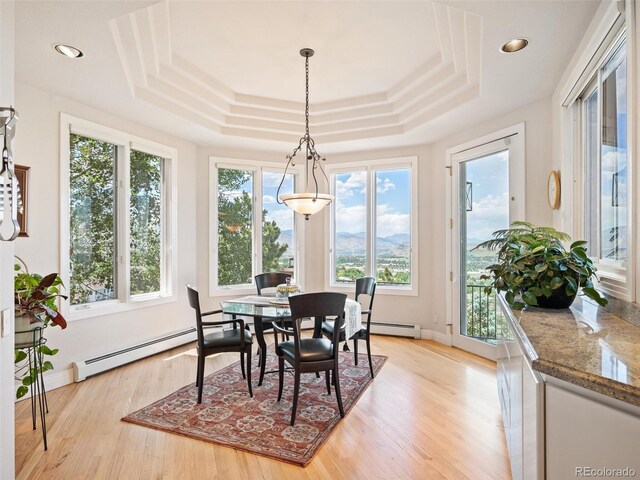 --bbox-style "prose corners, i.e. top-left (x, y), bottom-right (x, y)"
top-left (291, 370), bottom-right (301, 426)
top-left (277, 357), bottom-right (285, 402)
top-left (325, 370), bottom-right (331, 395)
top-left (333, 363), bottom-right (344, 418)
top-left (195, 352), bottom-right (202, 387)
top-left (246, 348), bottom-right (253, 397)
top-left (259, 347), bottom-right (267, 386)
top-left (353, 336), bottom-right (359, 365)
top-left (366, 334), bottom-right (374, 378)
top-left (240, 351), bottom-right (246, 379)
top-left (197, 354), bottom-right (205, 404)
